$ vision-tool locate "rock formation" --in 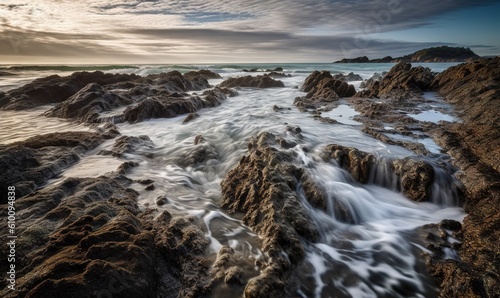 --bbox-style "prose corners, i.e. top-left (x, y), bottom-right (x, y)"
top-left (219, 75), bottom-right (285, 88)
